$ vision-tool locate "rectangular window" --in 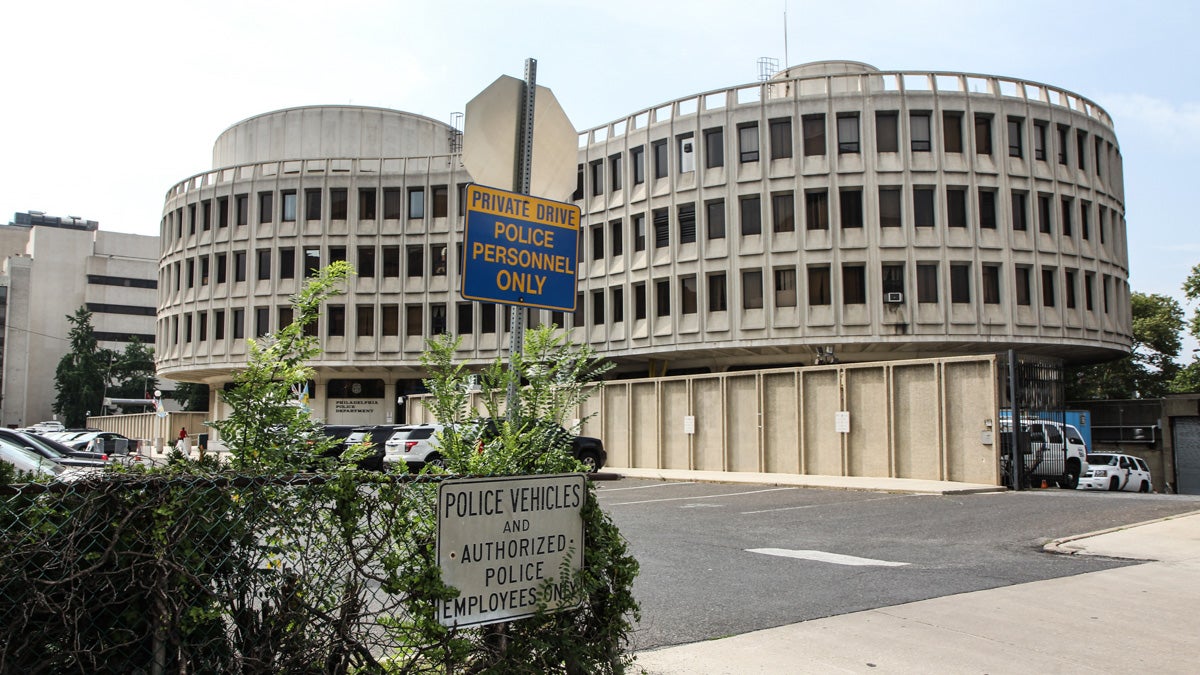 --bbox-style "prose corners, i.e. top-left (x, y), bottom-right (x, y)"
top-left (775, 117), bottom-right (797, 159)
top-left (633, 283), bottom-right (647, 320)
top-left (382, 246), bottom-right (400, 277)
top-left (1057, 124), bottom-right (1070, 165)
top-left (740, 196), bottom-right (762, 235)
top-left (879, 187), bottom-right (902, 228)
top-left (232, 308), bottom-right (245, 339)
top-left (1007, 117), bottom-right (1024, 158)
top-left (1011, 191), bottom-right (1028, 231)
top-left (329, 246), bottom-right (346, 266)
top-left (408, 188), bottom-right (425, 219)
top-left (798, 115), bottom-right (822, 158)
top-left (590, 160), bottom-right (604, 196)
top-left (742, 269), bottom-right (764, 309)
top-left (982, 265), bottom-right (1001, 304)
top-left (216, 253), bottom-right (227, 284)
top-left (738, 123), bottom-right (759, 163)
top-left (805, 190), bottom-right (829, 230)
top-left (609, 154), bottom-right (622, 191)
top-left (305, 188), bottom-right (322, 221)
top-left (946, 188), bottom-right (967, 228)
top-left (774, 267), bottom-right (797, 307)
top-left (214, 309), bottom-right (225, 340)
top-left (654, 279), bottom-right (670, 317)
top-left (680, 275), bottom-right (698, 314)
top-left (591, 224), bottom-right (604, 261)
top-left (979, 189), bottom-right (997, 229)
top-left (233, 194), bottom-right (247, 226)
top-left (255, 307), bottom-right (270, 338)
top-left (1061, 197), bottom-right (1073, 237)
top-left (678, 203), bottom-right (697, 244)
top-left (381, 305), bottom-right (399, 336)
top-left (258, 192), bottom-right (273, 224)
top-left (772, 192), bottom-right (795, 233)
top-left (357, 246), bottom-right (376, 278)
top-left (910, 112), bottom-right (931, 152)
top-left (202, 200), bottom-right (211, 231)
top-left (610, 219), bottom-right (623, 256)
top-left (917, 264), bottom-right (938, 303)
top-left (633, 213), bottom-right (646, 251)
top-left (974, 114), bottom-right (993, 156)
top-left (652, 208), bottom-right (670, 249)
top-left (1084, 272), bottom-right (1095, 311)
top-left (430, 185), bottom-right (448, 218)
top-left (234, 251), bottom-right (247, 283)
top-left (875, 111), bottom-right (899, 152)
top-left (201, 256), bottom-right (210, 285)
top-left (882, 263), bottom-right (904, 299)
top-left (840, 189), bottom-right (863, 229)
top-left (359, 188), bottom-right (377, 219)
top-left (1042, 268), bottom-right (1057, 307)
top-left (1065, 269), bottom-right (1078, 309)
top-left (405, 304), bottom-right (423, 337)
top-left (479, 304), bottom-right (496, 334)
top-left (1038, 193), bottom-right (1053, 234)
top-left (1015, 266), bottom-right (1033, 306)
top-left (703, 127), bottom-right (724, 168)
top-left (913, 187), bottom-right (935, 228)
top-left (706, 199), bottom-right (726, 239)
top-left (837, 114), bottom-right (860, 154)
top-left (943, 111), bottom-right (963, 153)
top-left (808, 266), bottom-right (831, 305)
top-left (256, 249), bottom-right (271, 281)
top-left (1080, 201), bottom-right (1091, 240)
top-left (842, 265), bottom-right (866, 305)
top-left (406, 245), bottom-right (424, 277)
top-left (281, 191), bottom-right (297, 222)
top-left (591, 289), bottom-right (605, 324)
top-left (327, 305), bottom-right (345, 337)
top-left (383, 188), bottom-right (402, 219)
top-left (1076, 130), bottom-right (1088, 170)
top-left (216, 197), bottom-right (228, 228)
top-left (608, 287), bottom-right (623, 324)
top-left (186, 259), bottom-right (194, 289)
top-left (455, 302), bottom-right (473, 334)
top-left (357, 304), bottom-right (375, 337)
top-left (330, 188), bottom-right (348, 220)
top-left (652, 139), bottom-right (668, 178)
top-left (631, 145), bottom-right (645, 185)
top-left (431, 244), bottom-right (447, 276)
top-left (708, 273), bottom-right (728, 311)
top-left (1034, 121), bottom-right (1048, 161)
top-left (950, 264), bottom-right (971, 304)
